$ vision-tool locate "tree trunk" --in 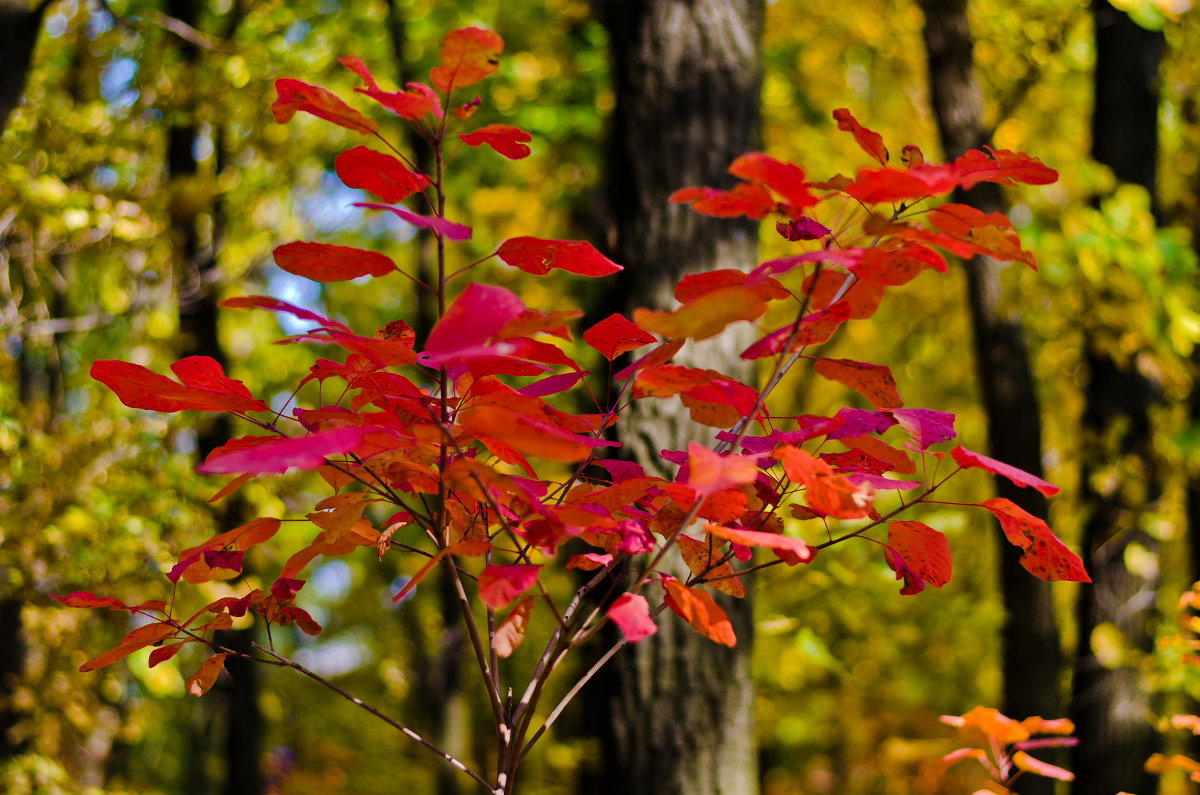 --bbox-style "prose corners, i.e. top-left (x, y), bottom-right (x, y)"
top-left (918, 7), bottom-right (1062, 795)
top-left (584, 1), bottom-right (762, 793)
top-left (1070, 4), bottom-right (1163, 794)
top-left (0, 0), bottom-right (52, 132)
